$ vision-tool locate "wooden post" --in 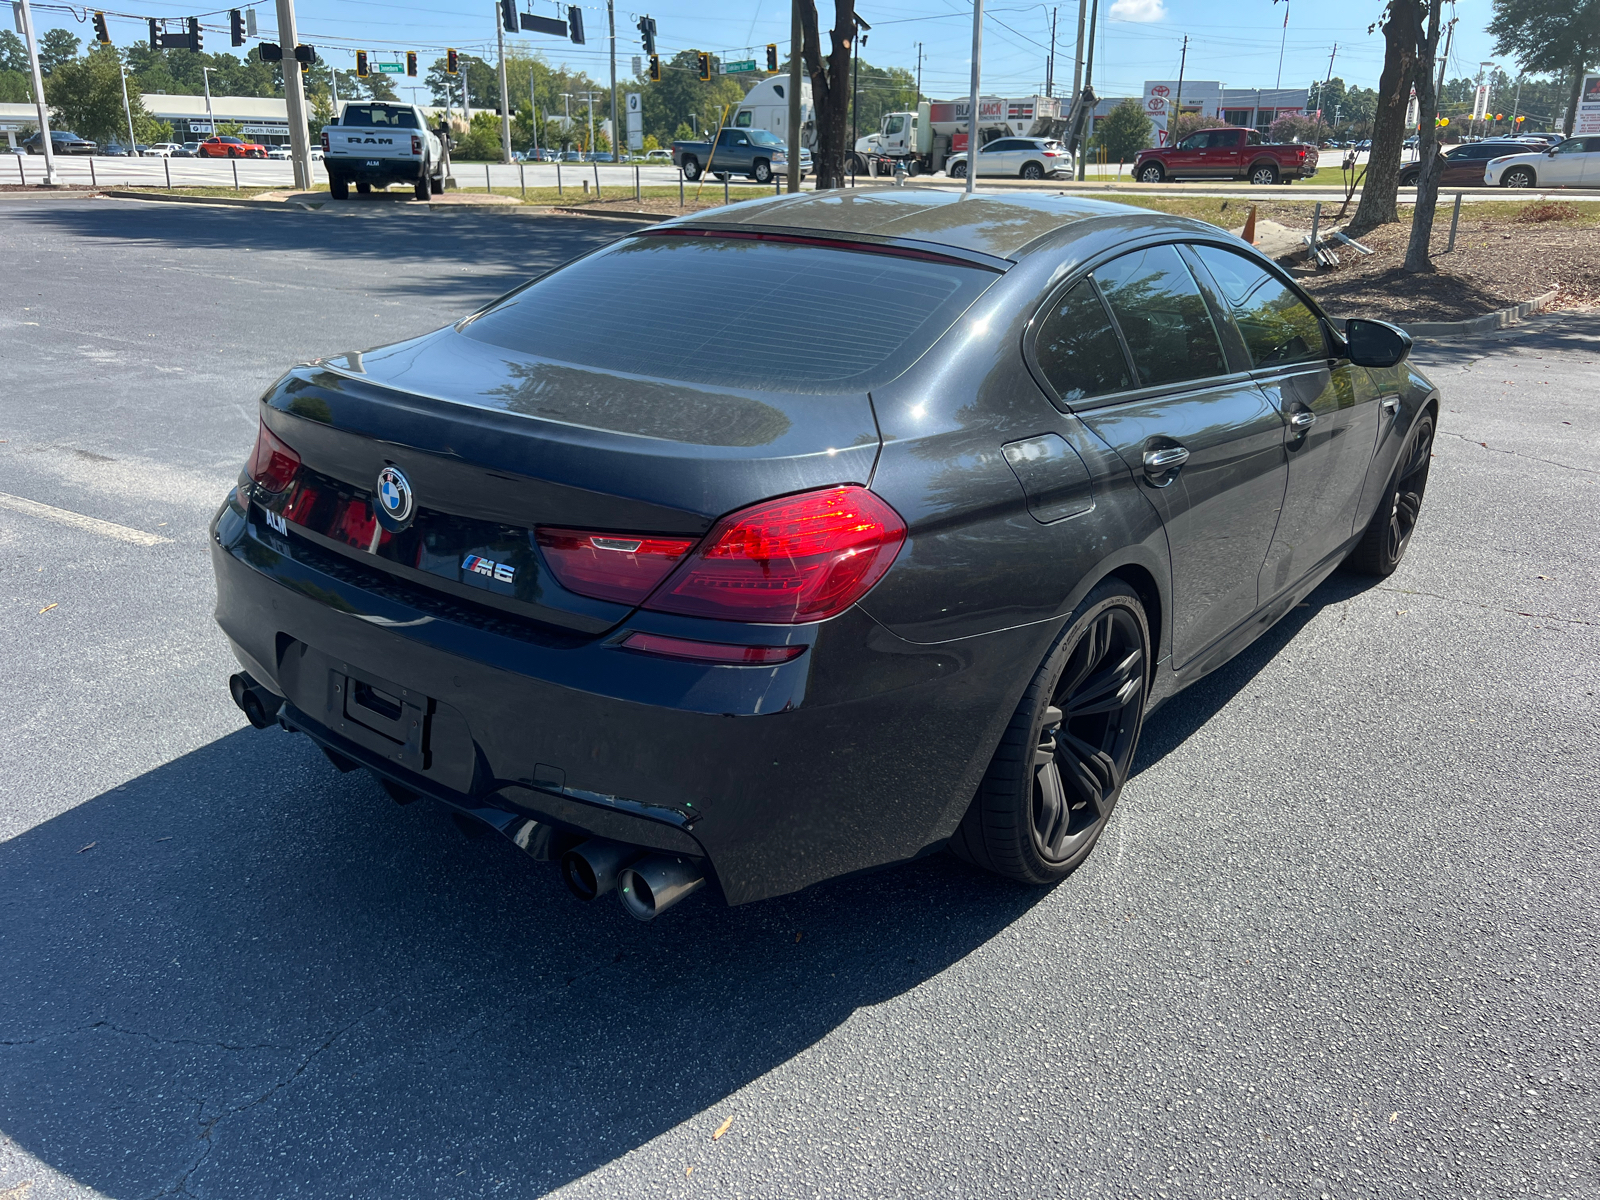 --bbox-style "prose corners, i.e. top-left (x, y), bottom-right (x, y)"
top-left (1242, 205), bottom-right (1257, 244)
top-left (1446, 192), bottom-right (1463, 252)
